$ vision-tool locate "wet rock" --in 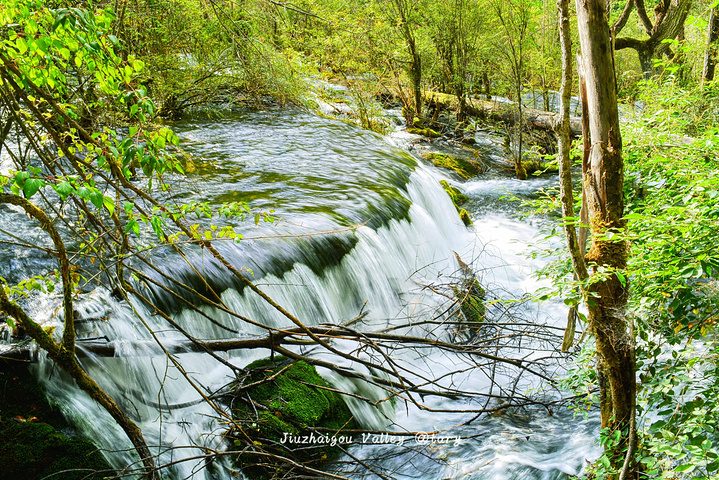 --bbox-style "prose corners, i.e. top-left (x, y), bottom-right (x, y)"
top-left (227, 357), bottom-right (357, 479)
top-left (426, 152), bottom-right (482, 179)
